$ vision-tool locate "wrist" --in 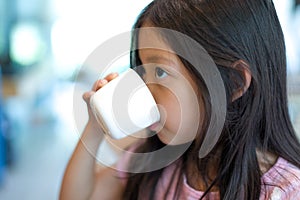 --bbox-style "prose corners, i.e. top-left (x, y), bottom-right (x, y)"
top-left (80, 121), bottom-right (104, 151)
